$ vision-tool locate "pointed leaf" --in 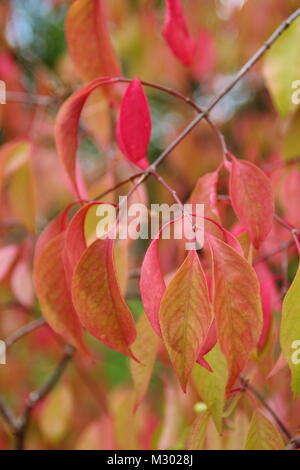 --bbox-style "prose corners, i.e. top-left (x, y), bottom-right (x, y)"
top-left (159, 250), bottom-right (212, 391)
top-left (162, 0), bottom-right (196, 66)
top-left (210, 236), bottom-right (263, 389)
top-left (245, 410), bottom-right (285, 450)
top-left (229, 157), bottom-right (274, 249)
top-left (186, 411), bottom-right (210, 450)
top-left (34, 232), bottom-right (88, 355)
top-left (130, 313), bottom-right (159, 407)
top-left (280, 263), bottom-right (300, 398)
top-left (65, 0), bottom-right (121, 83)
top-left (192, 344), bottom-right (228, 434)
top-left (116, 78), bottom-right (151, 169)
top-left (263, 17), bottom-right (300, 116)
top-left (71, 237), bottom-right (136, 358)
